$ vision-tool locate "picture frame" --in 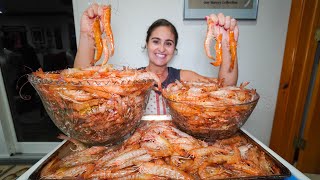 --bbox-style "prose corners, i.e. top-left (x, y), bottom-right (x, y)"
top-left (184, 0), bottom-right (259, 20)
